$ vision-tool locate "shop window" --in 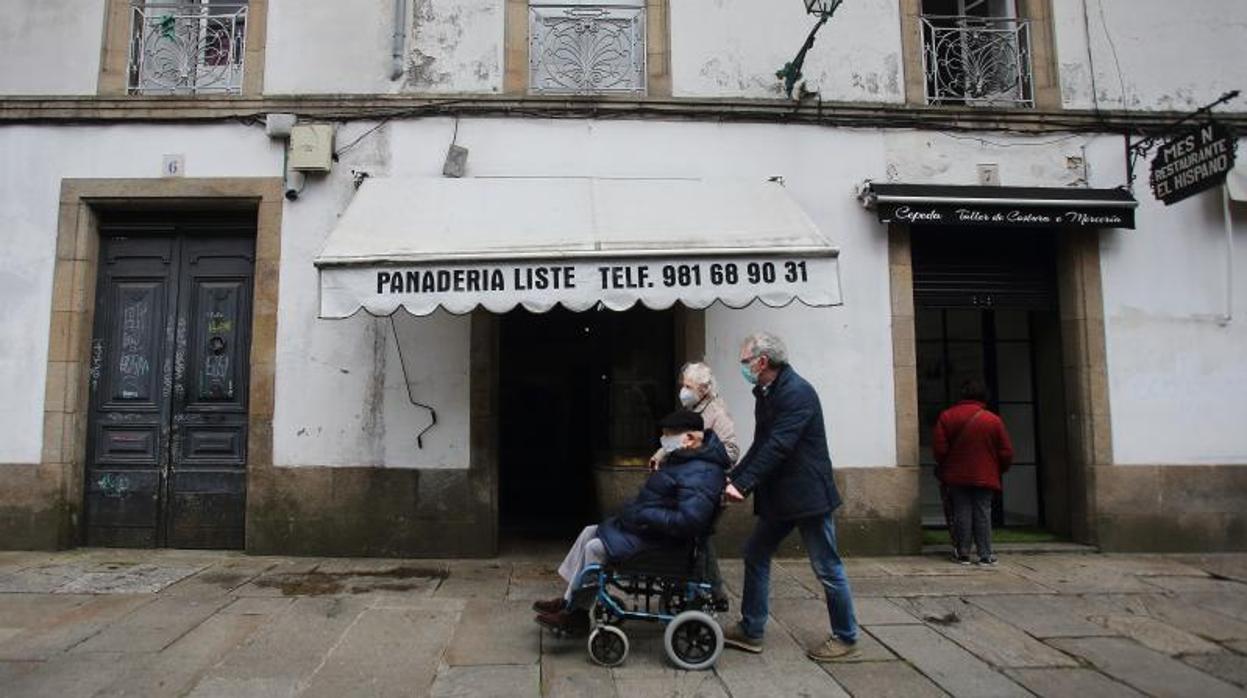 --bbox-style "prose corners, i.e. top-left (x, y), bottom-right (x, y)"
top-left (919, 0), bottom-right (1034, 107)
top-left (528, 0), bottom-right (647, 94)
